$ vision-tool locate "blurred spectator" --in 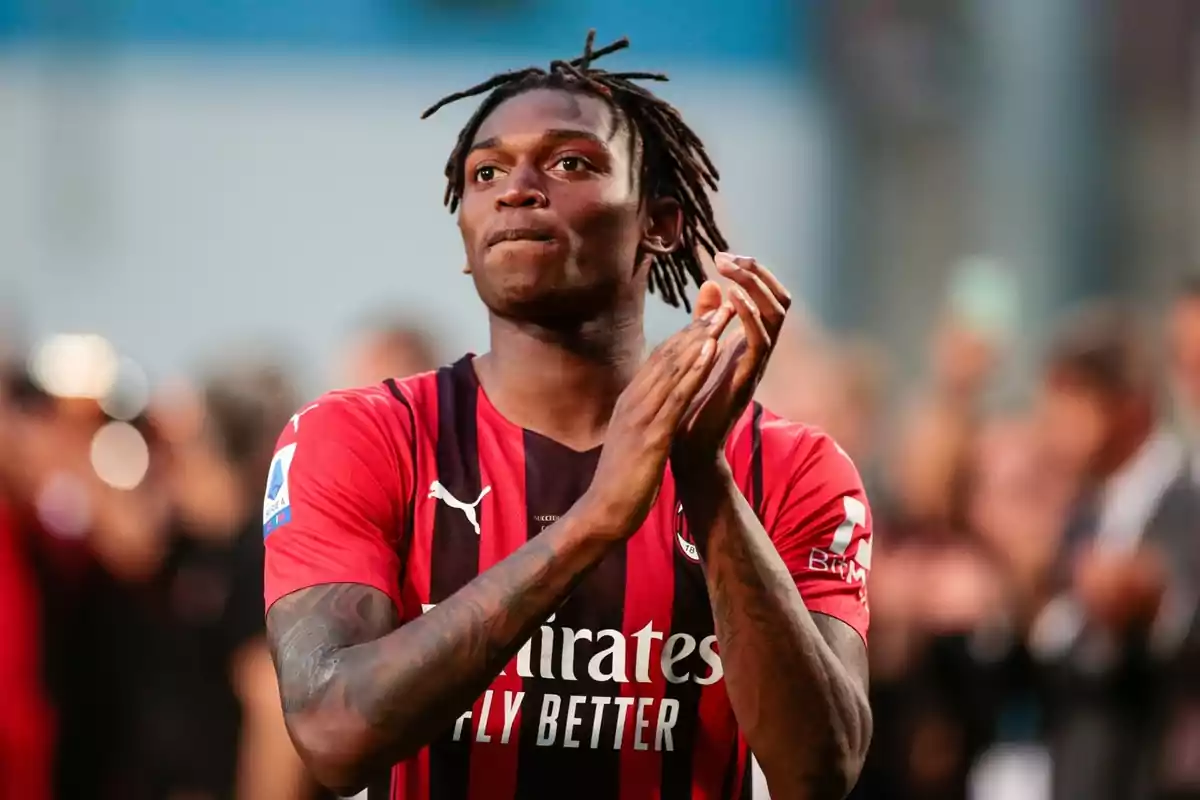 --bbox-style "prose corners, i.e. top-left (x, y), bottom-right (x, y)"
top-left (1156, 281), bottom-right (1200, 798)
top-left (1030, 303), bottom-right (1200, 800)
top-left (107, 359), bottom-right (314, 800)
top-left (968, 416), bottom-right (1071, 620)
top-left (337, 314), bottom-right (441, 387)
top-left (1168, 278), bottom-right (1200, 430)
top-left (851, 316), bottom-right (1012, 800)
top-left (883, 315), bottom-right (994, 533)
top-left (0, 365), bottom-right (54, 800)
top-left (756, 311), bottom-right (888, 490)
top-left (0, 357), bottom-right (170, 800)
